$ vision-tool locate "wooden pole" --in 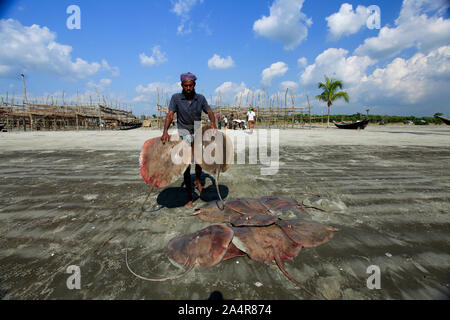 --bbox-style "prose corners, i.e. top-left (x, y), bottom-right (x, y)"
top-left (21, 74), bottom-right (29, 104)
top-left (307, 95), bottom-right (312, 129)
top-left (290, 92), bottom-right (295, 128)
